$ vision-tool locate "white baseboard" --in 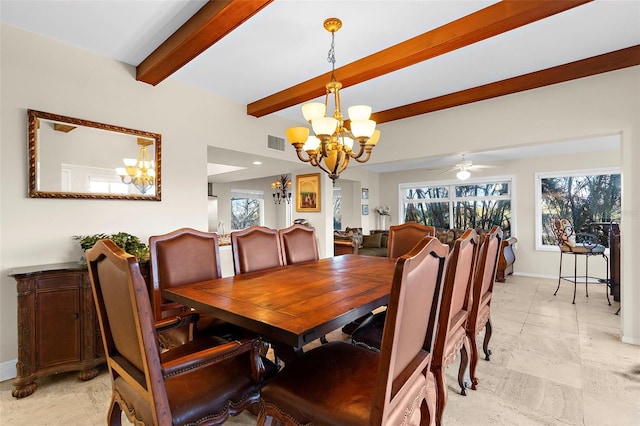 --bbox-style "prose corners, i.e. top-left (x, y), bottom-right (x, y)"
top-left (0, 359), bottom-right (16, 382)
top-left (621, 335), bottom-right (640, 346)
top-left (512, 272), bottom-right (557, 280)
